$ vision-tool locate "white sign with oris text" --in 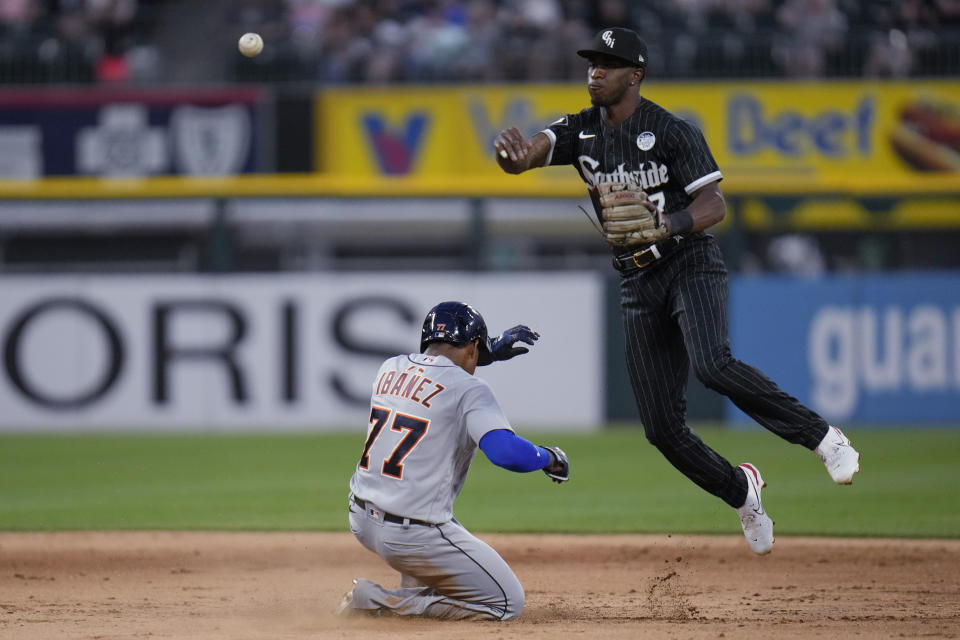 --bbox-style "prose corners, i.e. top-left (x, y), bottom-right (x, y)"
top-left (0, 274), bottom-right (603, 431)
